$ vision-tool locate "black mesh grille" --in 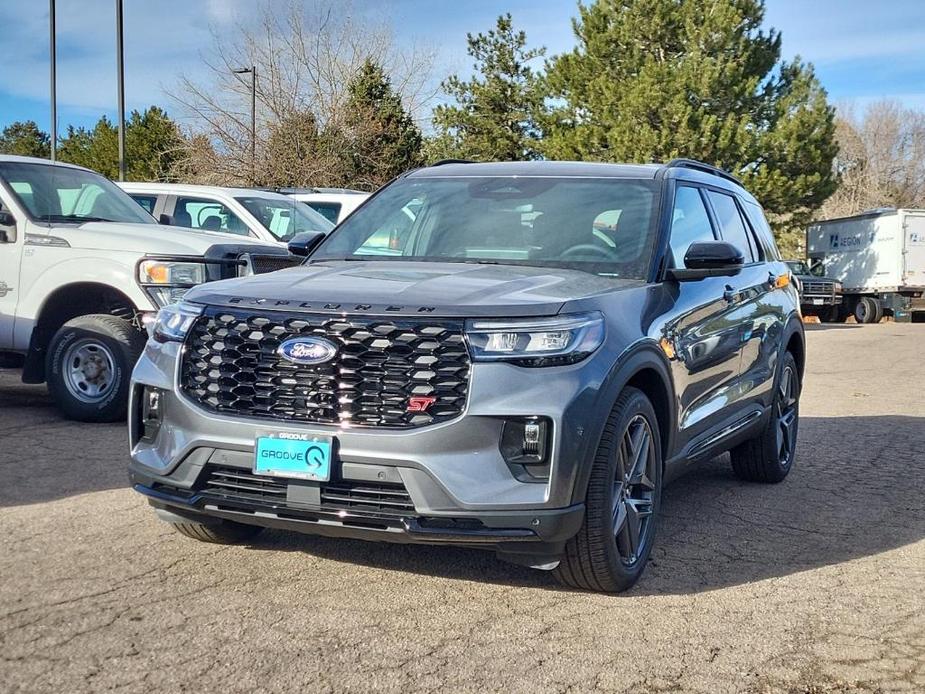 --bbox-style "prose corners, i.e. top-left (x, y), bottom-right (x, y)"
top-left (201, 466), bottom-right (415, 517)
top-left (248, 254), bottom-right (303, 274)
top-left (180, 307), bottom-right (470, 427)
